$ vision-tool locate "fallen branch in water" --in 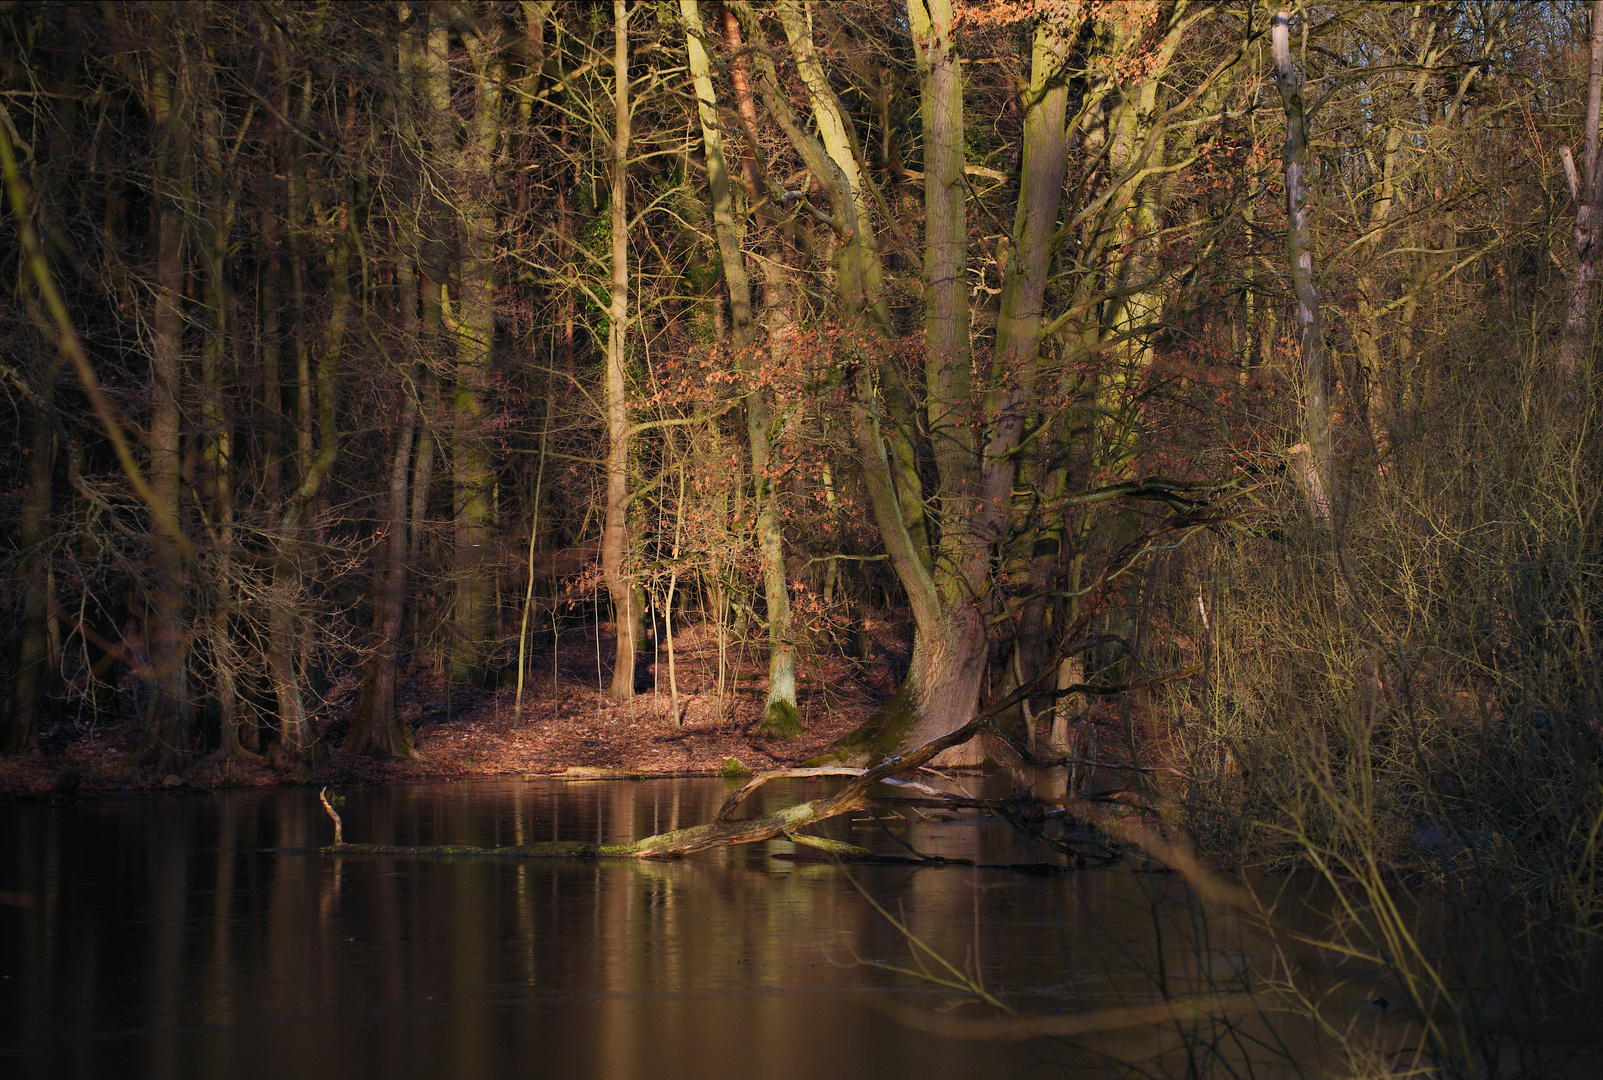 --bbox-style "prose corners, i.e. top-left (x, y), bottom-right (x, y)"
top-left (714, 767), bottom-right (950, 822)
top-left (867, 992), bottom-right (1258, 1041)
top-left (317, 704), bottom-right (1002, 860)
top-left (313, 499), bottom-right (1242, 863)
top-left (314, 756), bottom-right (1144, 865)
